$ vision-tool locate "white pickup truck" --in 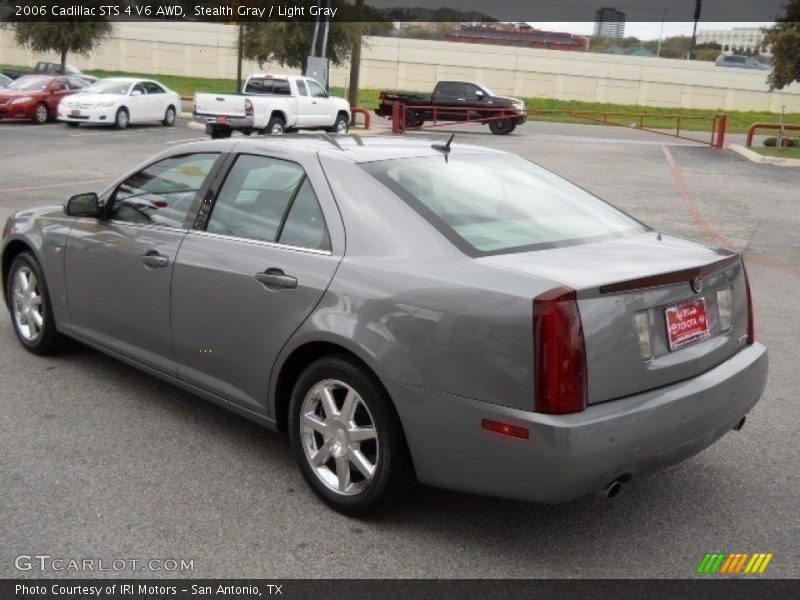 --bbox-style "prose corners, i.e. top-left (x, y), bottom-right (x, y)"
top-left (194, 74), bottom-right (351, 138)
